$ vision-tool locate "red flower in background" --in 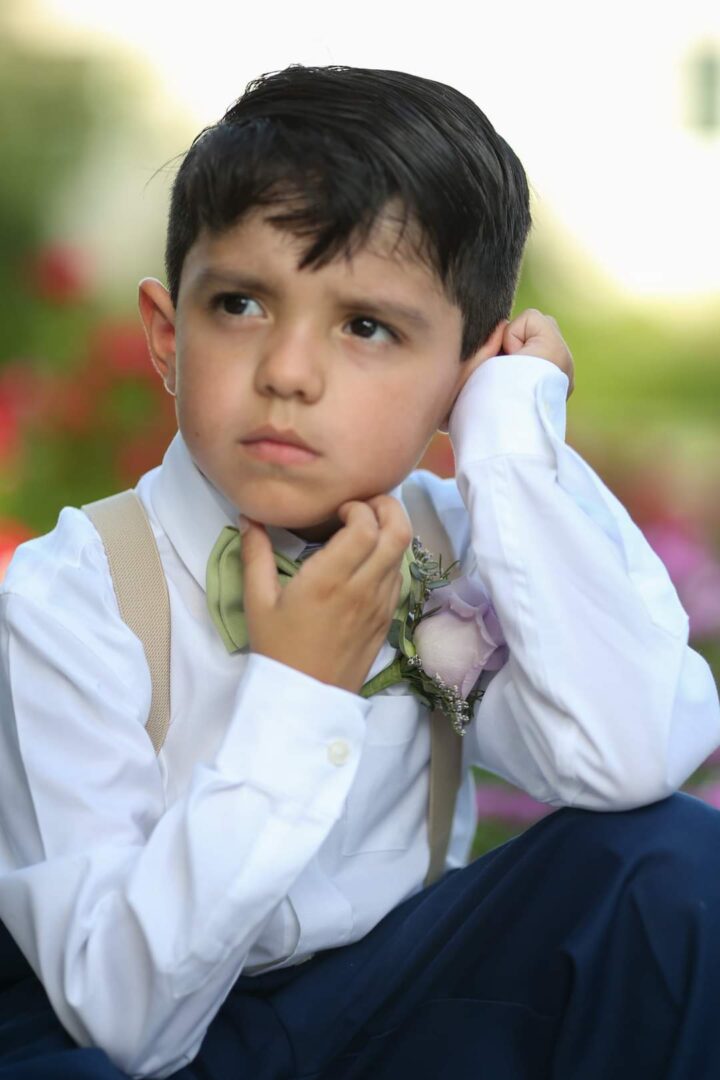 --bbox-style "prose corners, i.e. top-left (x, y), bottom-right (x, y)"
top-left (0, 363), bottom-right (45, 422)
top-left (0, 520), bottom-right (34, 584)
top-left (116, 431), bottom-right (174, 488)
top-left (25, 244), bottom-right (93, 305)
top-left (51, 379), bottom-right (95, 435)
top-left (88, 321), bottom-right (154, 380)
top-left (0, 362), bottom-right (50, 464)
top-left (0, 398), bottom-right (20, 464)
